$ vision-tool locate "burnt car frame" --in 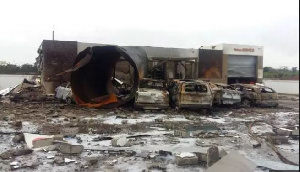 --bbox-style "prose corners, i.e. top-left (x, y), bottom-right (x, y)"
top-left (230, 84), bottom-right (278, 107)
top-left (208, 82), bottom-right (241, 106)
top-left (55, 83), bottom-right (74, 104)
top-left (134, 78), bottom-right (169, 110)
top-left (169, 80), bottom-right (213, 110)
